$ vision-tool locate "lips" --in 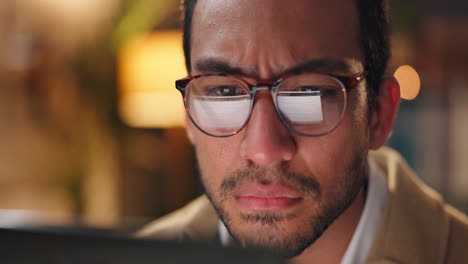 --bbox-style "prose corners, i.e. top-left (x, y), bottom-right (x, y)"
top-left (233, 183), bottom-right (304, 212)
